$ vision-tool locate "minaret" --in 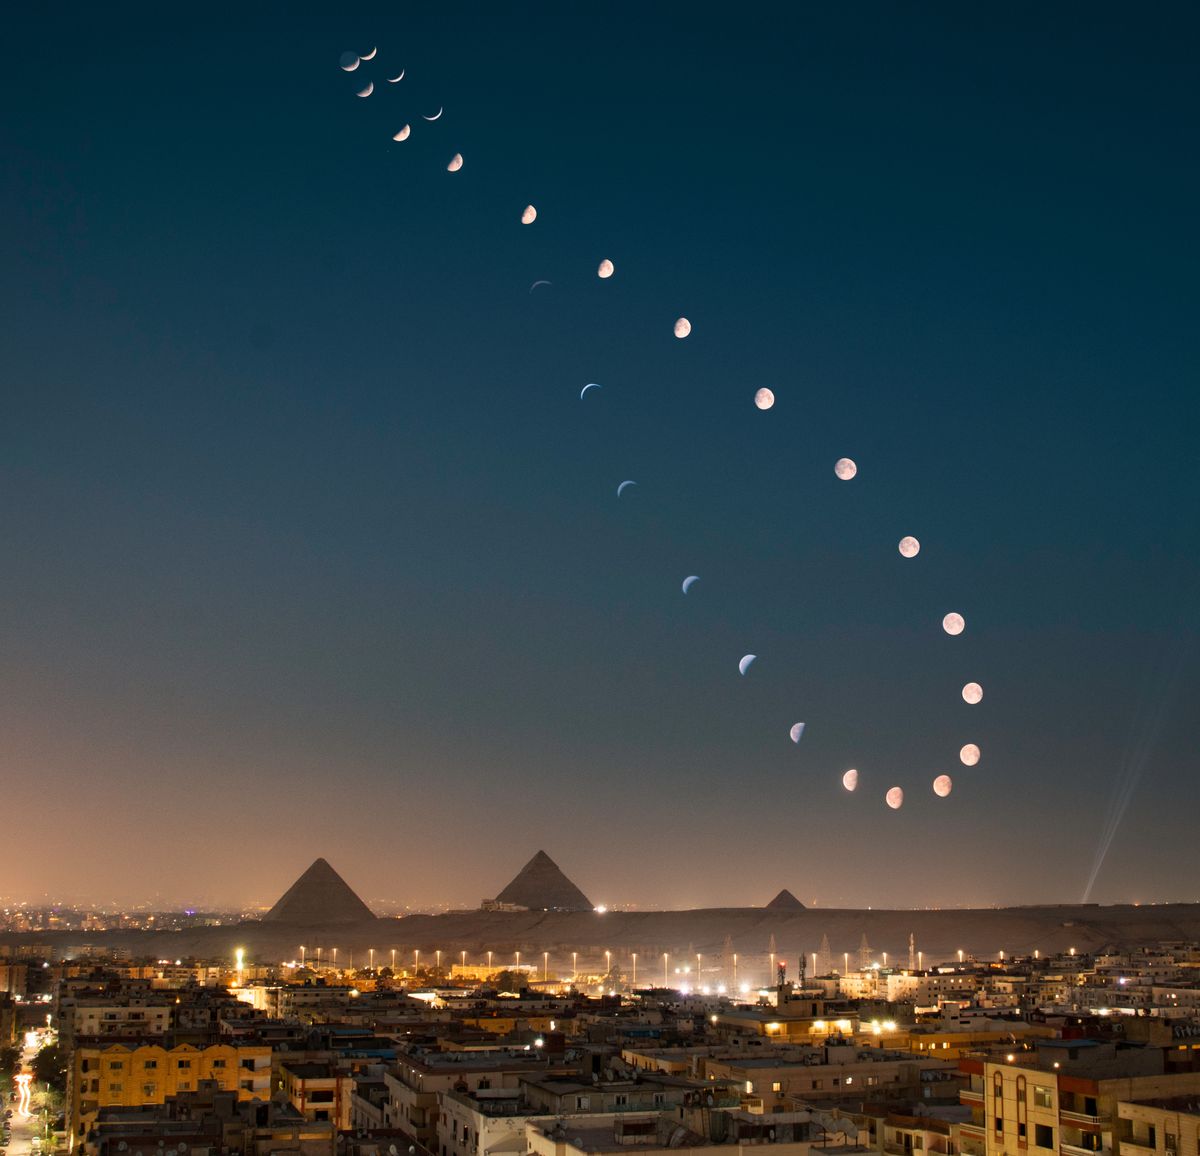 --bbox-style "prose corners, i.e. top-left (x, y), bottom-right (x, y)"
top-left (859, 933), bottom-right (872, 970)
top-left (819, 933), bottom-right (832, 975)
top-left (908, 932), bottom-right (916, 972)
